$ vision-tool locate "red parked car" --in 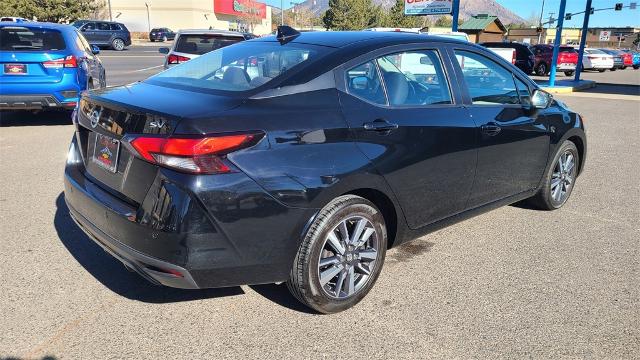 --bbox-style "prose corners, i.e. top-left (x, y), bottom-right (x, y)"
top-left (530, 44), bottom-right (579, 76)
top-left (619, 50), bottom-right (633, 68)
